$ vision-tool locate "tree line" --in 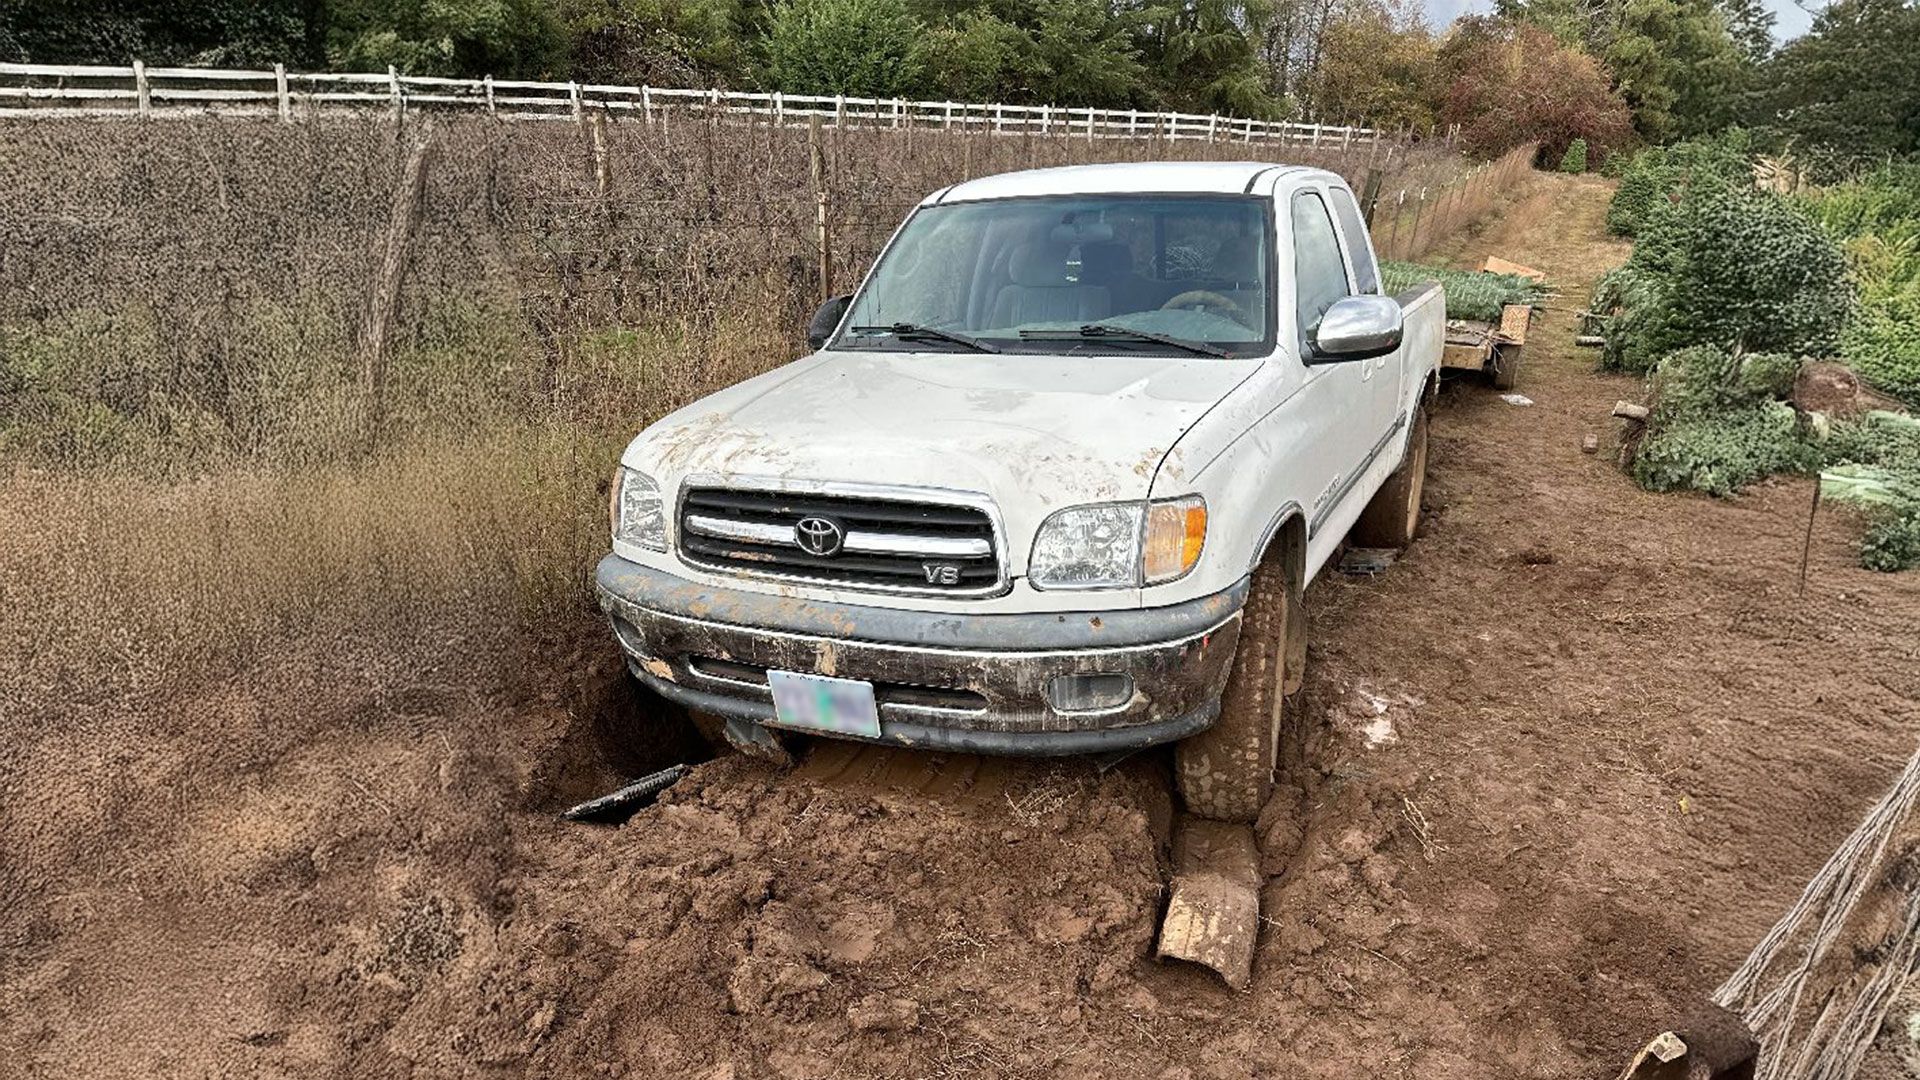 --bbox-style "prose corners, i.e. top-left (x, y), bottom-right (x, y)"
top-left (1, 0), bottom-right (1914, 170)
